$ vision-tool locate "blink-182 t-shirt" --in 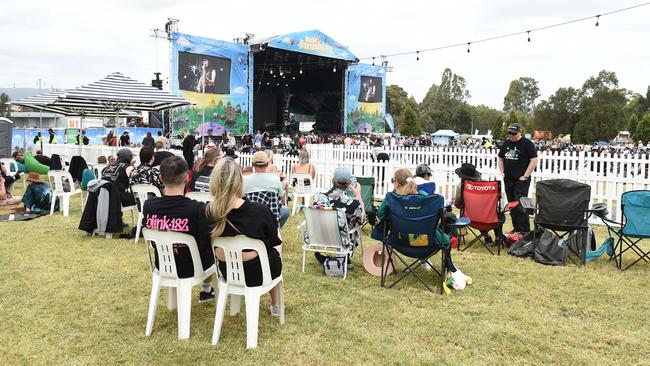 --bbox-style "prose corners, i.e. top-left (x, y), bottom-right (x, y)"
top-left (143, 195), bottom-right (215, 278)
top-left (498, 137), bottom-right (538, 180)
